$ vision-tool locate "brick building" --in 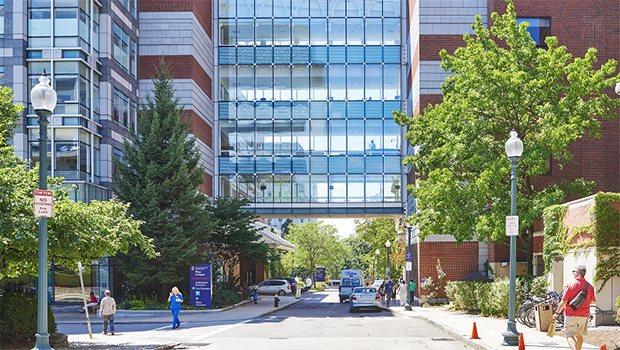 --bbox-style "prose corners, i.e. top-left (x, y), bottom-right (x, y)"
top-left (405, 0), bottom-right (620, 298)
